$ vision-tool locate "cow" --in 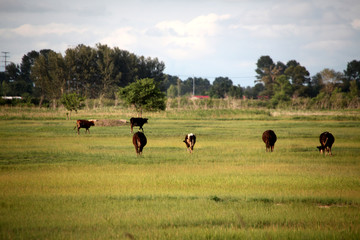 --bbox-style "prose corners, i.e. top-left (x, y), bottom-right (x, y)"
top-left (262, 130), bottom-right (277, 152)
top-left (132, 131), bottom-right (147, 156)
top-left (183, 133), bottom-right (196, 153)
top-left (74, 119), bottom-right (95, 135)
top-left (130, 117), bottom-right (148, 133)
top-left (317, 132), bottom-right (335, 156)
